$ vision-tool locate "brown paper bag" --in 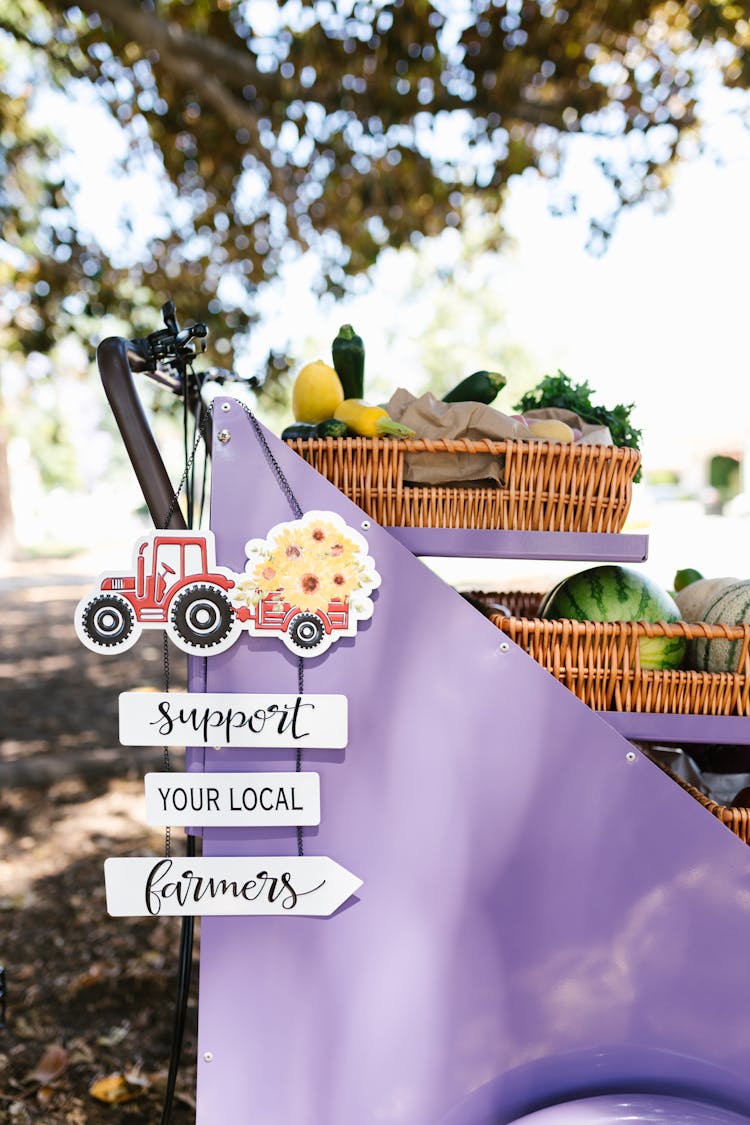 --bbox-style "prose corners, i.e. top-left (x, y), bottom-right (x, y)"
top-left (385, 390), bottom-right (613, 486)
